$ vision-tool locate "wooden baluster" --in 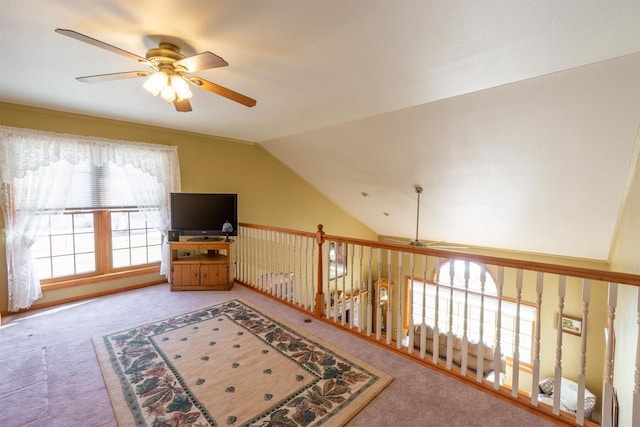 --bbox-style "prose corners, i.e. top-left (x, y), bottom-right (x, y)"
top-left (461, 260), bottom-right (470, 376)
top-left (376, 247), bottom-right (383, 340)
top-left (348, 243), bottom-right (355, 329)
top-left (286, 233), bottom-right (291, 300)
top-left (512, 269), bottom-right (523, 398)
top-left (314, 225), bottom-right (324, 317)
top-left (340, 243), bottom-right (347, 326)
top-left (366, 246), bottom-right (373, 336)
top-left (265, 229), bottom-right (270, 291)
top-left (419, 254), bottom-right (428, 359)
top-left (268, 230), bottom-right (274, 295)
top-left (258, 228), bottom-right (264, 291)
top-left (247, 227), bottom-right (251, 284)
top-left (476, 263), bottom-right (486, 383)
top-left (576, 279), bottom-right (591, 425)
top-left (322, 241), bottom-right (338, 322)
top-left (446, 260), bottom-right (455, 370)
top-left (396, 250), bottom-right (404, 347)
top-left (493, 266), bottom-right (504, 390)
top-left (531, 271), bottom-right (544, 406)
top-left (253, 227), bottom-right (259, 288)
top-left (407, 253), bottom-right (416, 353)
top-left (633, 287), bottom-right (640, 427)
top-left (308, 236), bottom-right (313, 311)
top-left (433, 258), bottom-right (441, 365)
top-left (289, 234), bottom-right (295, 304)
top-left (387, 248), bottom-right (393, 346)
top-left (357, 244), bottom-right (364, 333)
top-left (553, 275), bottom-right (566, 415)
top-left (271, 231), bottom-right (282, 298)
top-left (601, 283), bottom-right (618, 427)
top-left (301, 236), bottom-right (306, 309)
